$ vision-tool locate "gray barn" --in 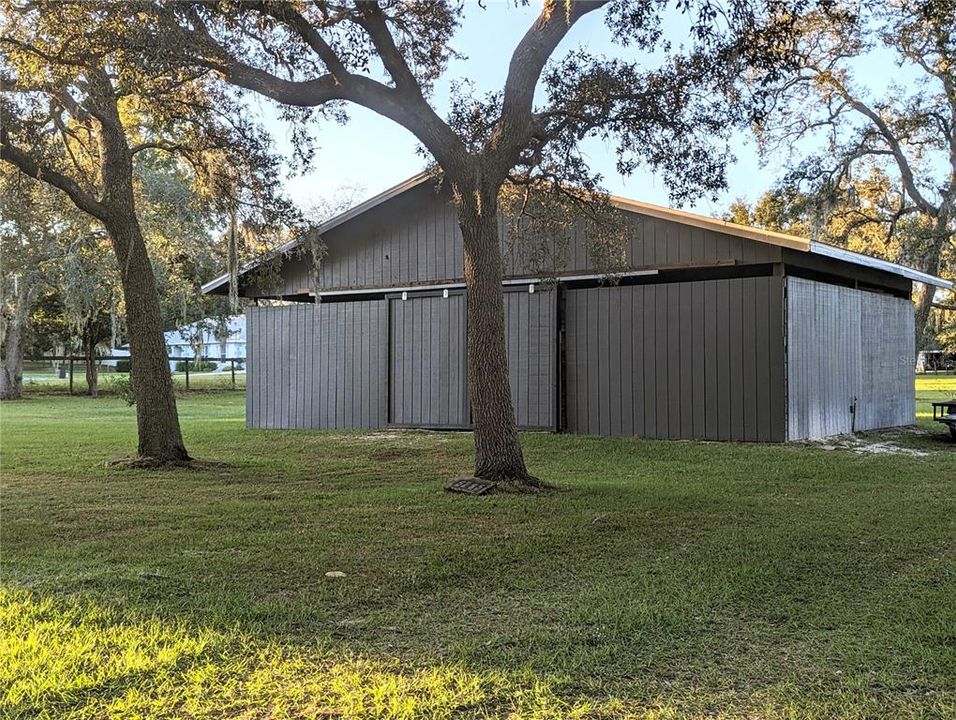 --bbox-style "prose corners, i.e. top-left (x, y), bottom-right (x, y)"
top-left (204, 173), bottom-right (951, 441)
